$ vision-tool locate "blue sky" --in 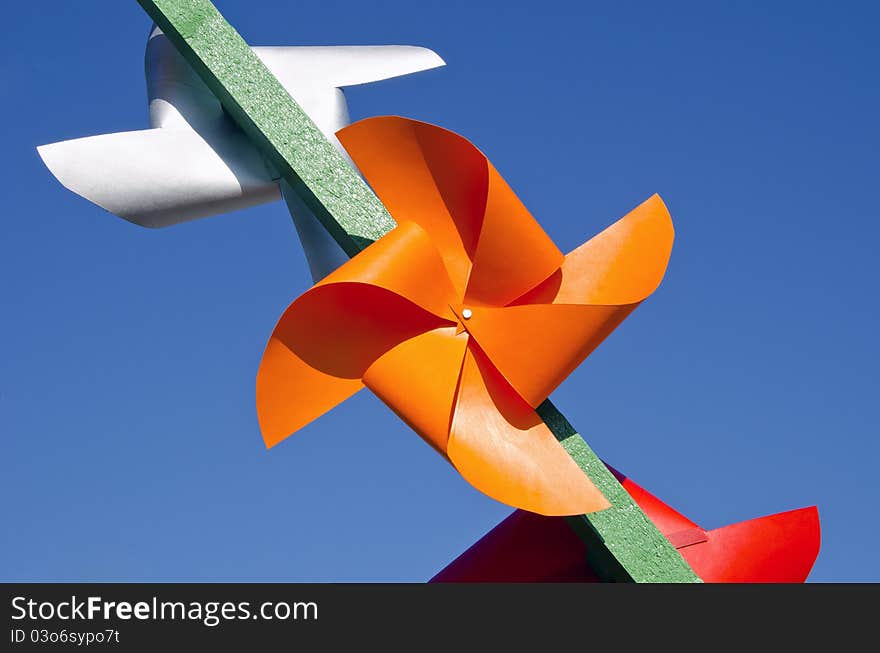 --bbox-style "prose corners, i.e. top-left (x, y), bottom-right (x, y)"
top-left (2, 0), bottom-right (877, 582)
